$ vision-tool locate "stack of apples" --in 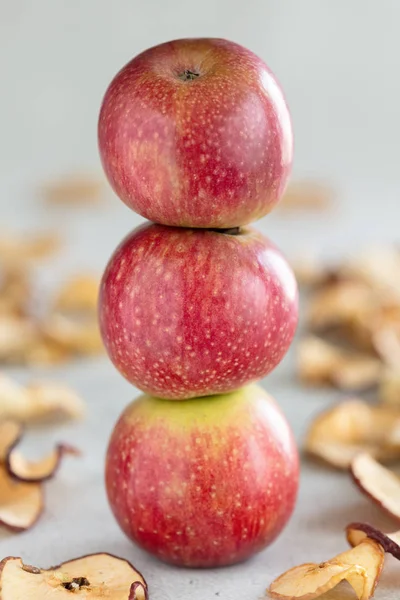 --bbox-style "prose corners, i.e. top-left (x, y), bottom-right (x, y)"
top-left (98, 38), bottom-right (299, 568)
